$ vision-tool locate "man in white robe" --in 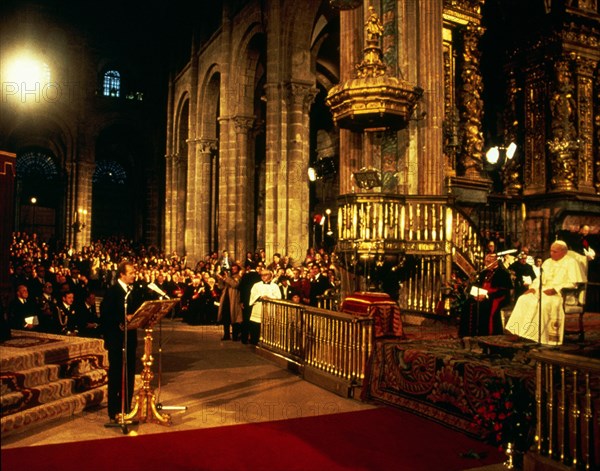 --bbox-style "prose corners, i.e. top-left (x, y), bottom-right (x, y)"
top-left (248, 270), bottom-right (282, 345)
top-left (505, 240), bottom-right (583, 345)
